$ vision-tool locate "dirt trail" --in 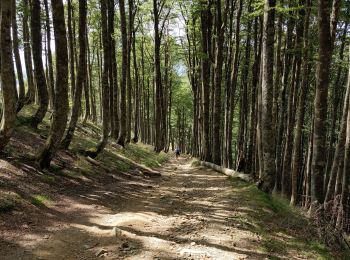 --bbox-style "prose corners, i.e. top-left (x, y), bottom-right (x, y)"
top-left (1, 157), bottom-right (326, 259)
